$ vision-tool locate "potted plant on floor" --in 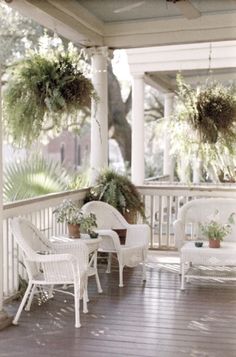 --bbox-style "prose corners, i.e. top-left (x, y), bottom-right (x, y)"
top-left (85, 169), bottom-right (145, 224)
top-left (200, 210), bottom-right (235, 248)
top-left (53, 199), bottom-right (97, 238)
